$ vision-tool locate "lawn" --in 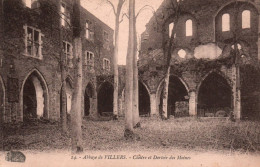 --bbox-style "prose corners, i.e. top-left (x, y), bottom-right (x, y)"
top-left (2, 117), bottom-right (260, 154)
